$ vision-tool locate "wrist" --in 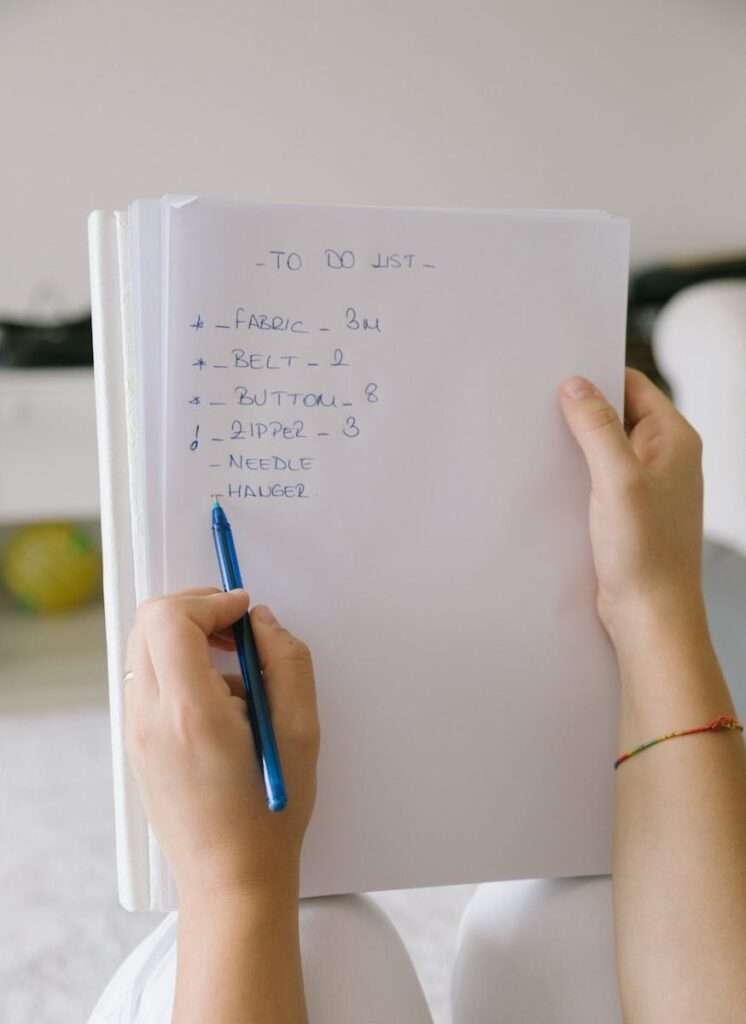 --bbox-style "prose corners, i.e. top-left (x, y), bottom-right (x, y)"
top-left (180, 876), bottom-right (300, 923)
top-left (603, 586), bottom-right (710, 664)
top-left (607, 590), bottom-right (738, 748)
top-left (174, 865), bottom-right (306, 1024)
top-left (176, 858), bottom-right (301, 915)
